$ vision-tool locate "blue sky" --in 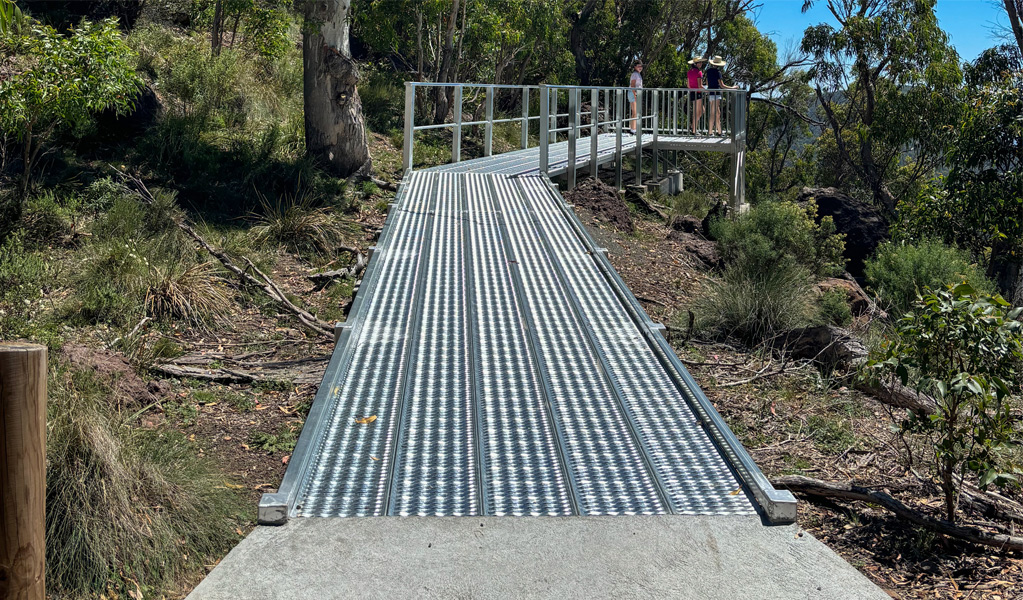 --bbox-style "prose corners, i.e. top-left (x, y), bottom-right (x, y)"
top-left (753, 0), bottom-right (1009, 63)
